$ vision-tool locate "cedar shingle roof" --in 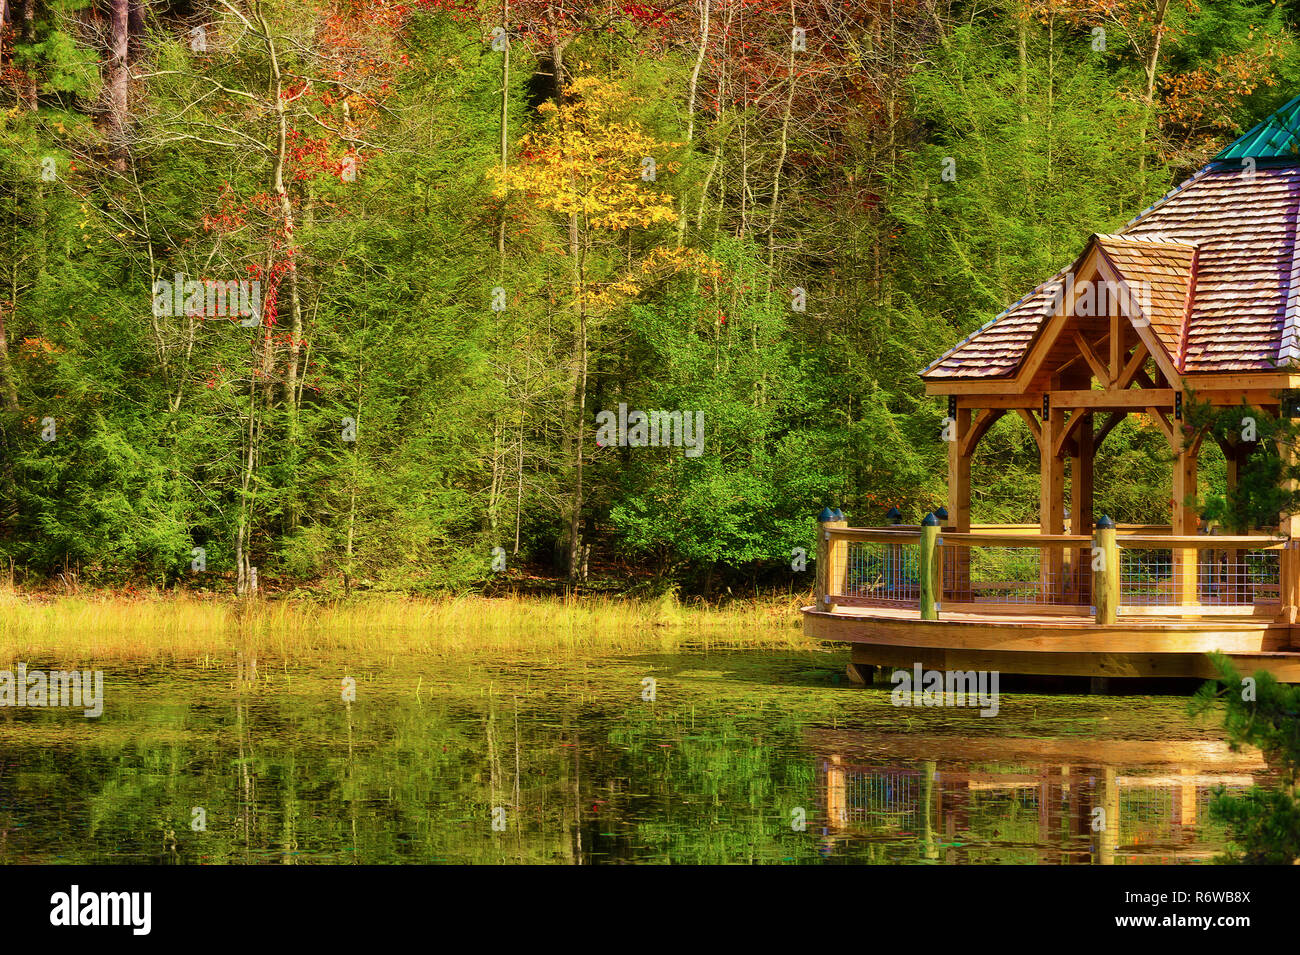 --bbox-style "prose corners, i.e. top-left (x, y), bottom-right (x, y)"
top-left (1092, 233), bottom-right (1196, 364)
top-left (922, 162), bottom-right (1300, 380)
